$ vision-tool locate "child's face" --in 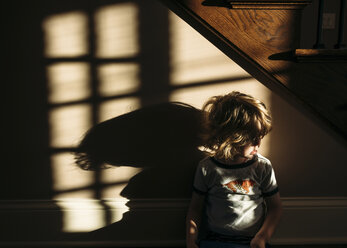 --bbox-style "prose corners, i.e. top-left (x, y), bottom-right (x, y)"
top-left (241, 140), bottom-right (261, 160)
